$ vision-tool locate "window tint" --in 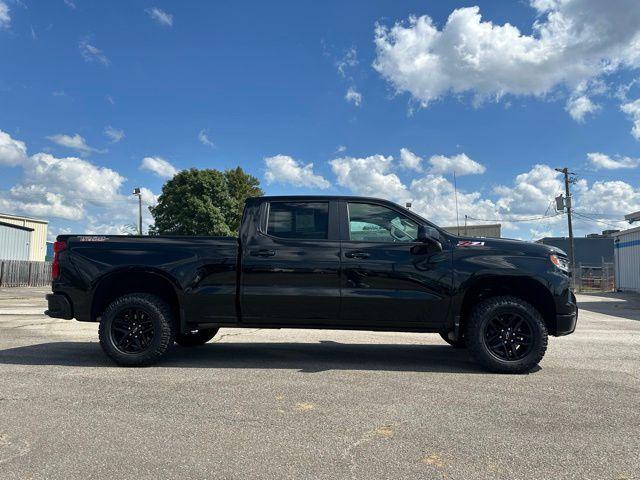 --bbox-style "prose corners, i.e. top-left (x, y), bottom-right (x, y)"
top-left (348, 203), bottom-right (418, 243)
top-left (267, 202), bottom-right (329, 239)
